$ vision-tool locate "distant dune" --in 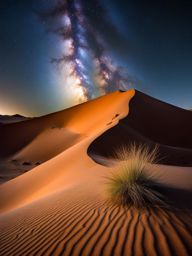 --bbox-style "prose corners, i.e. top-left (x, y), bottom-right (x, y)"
top-left (0, 90), bottom-right (192, 256)
top-left (0, 114), bottom-right (30, 124)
